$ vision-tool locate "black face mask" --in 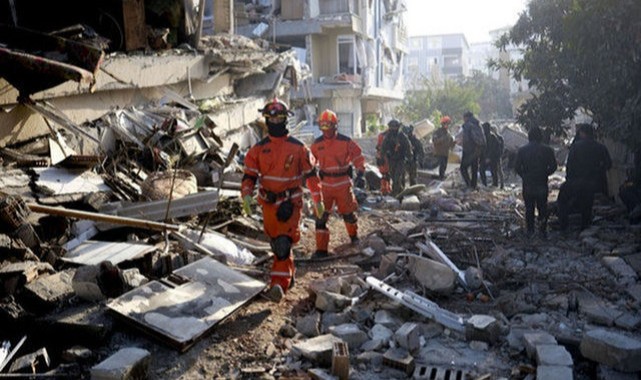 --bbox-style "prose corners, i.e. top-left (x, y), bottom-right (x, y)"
top-left (267, 120), bottom-right (288, 137)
